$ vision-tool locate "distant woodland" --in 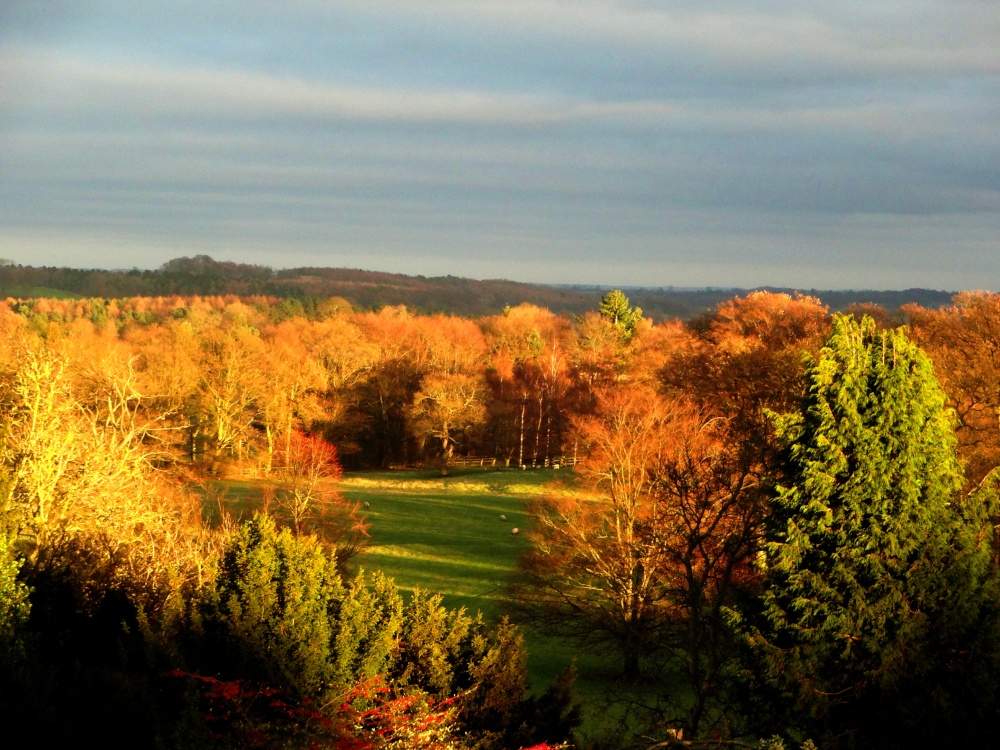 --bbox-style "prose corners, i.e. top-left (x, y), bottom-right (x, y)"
top-left (0, 255), bottom-right (954, 320)
top-left (4, 270), bottom-right (1000, 748)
